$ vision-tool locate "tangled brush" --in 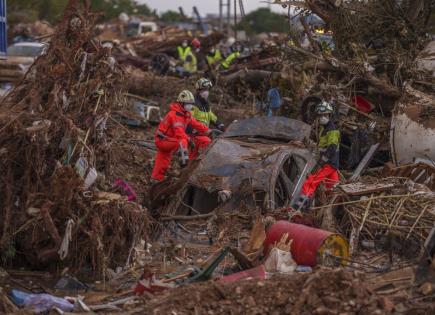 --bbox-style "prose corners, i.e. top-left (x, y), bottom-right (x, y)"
top-left (0, 0), bottom-right (149, 273)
